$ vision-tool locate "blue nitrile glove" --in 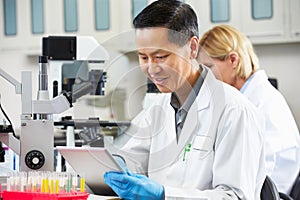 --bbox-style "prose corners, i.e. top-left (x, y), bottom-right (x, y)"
top-left (104, 171), bottom-right (164, 200)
